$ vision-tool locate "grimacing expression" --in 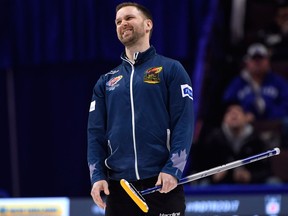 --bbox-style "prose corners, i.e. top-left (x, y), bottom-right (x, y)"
top-left (115, 6), bottom-right (152, 46)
